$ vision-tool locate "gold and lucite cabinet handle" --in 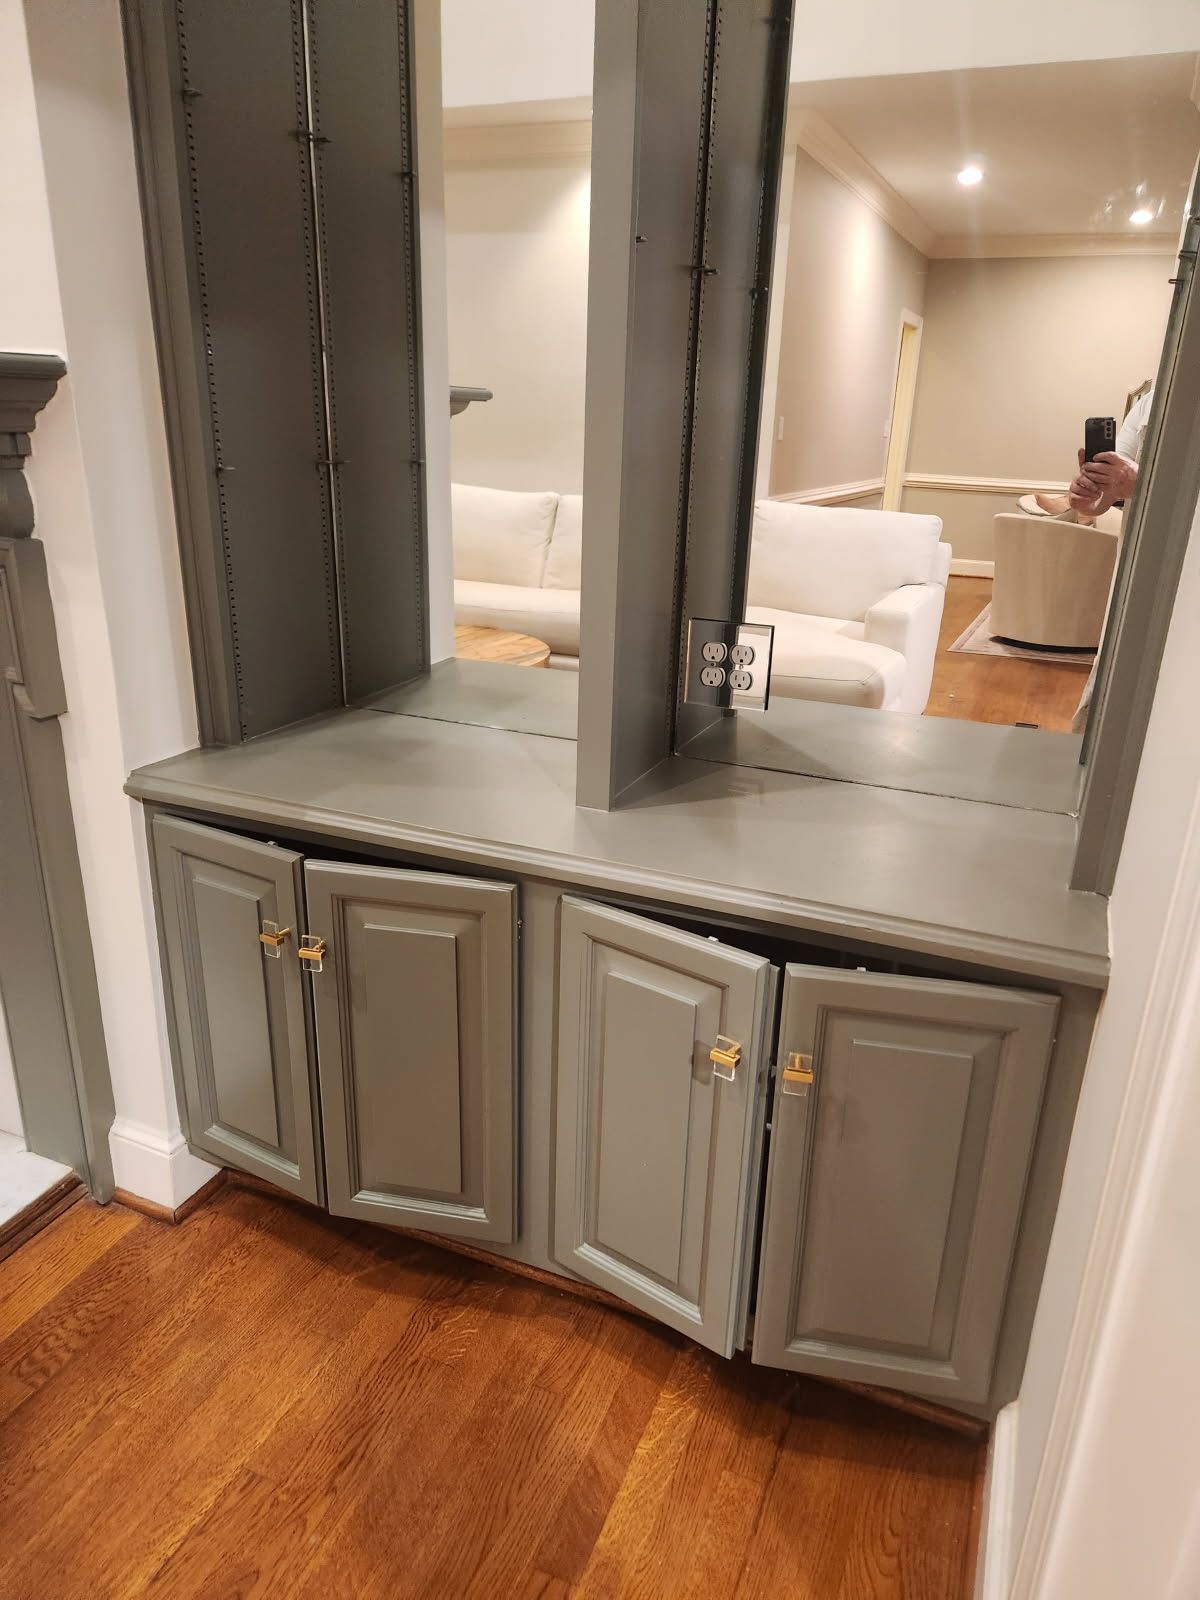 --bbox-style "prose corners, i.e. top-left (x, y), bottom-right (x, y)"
top-left (781, 1051), bottom-right (815, 1098)
top-left (709, 1035), bottom-right (743, 1082)
top-left (258, 921), bottom-right (292, 958)
top-left (297, 935), bottom-right (328, 973)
